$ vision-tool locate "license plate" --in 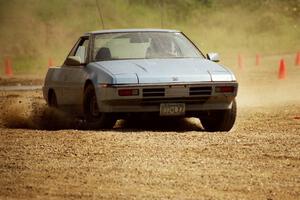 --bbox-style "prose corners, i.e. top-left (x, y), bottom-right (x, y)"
top-left (160, 103), bottom-right (185, 116)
